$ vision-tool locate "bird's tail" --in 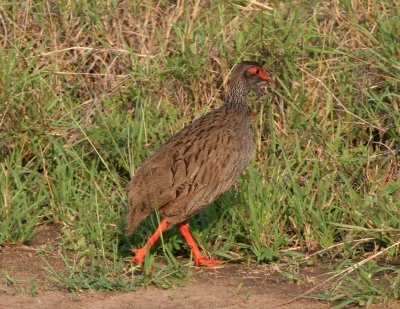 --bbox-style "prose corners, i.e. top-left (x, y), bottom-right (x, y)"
top-left (125, 205), bottom-right (149, 235)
